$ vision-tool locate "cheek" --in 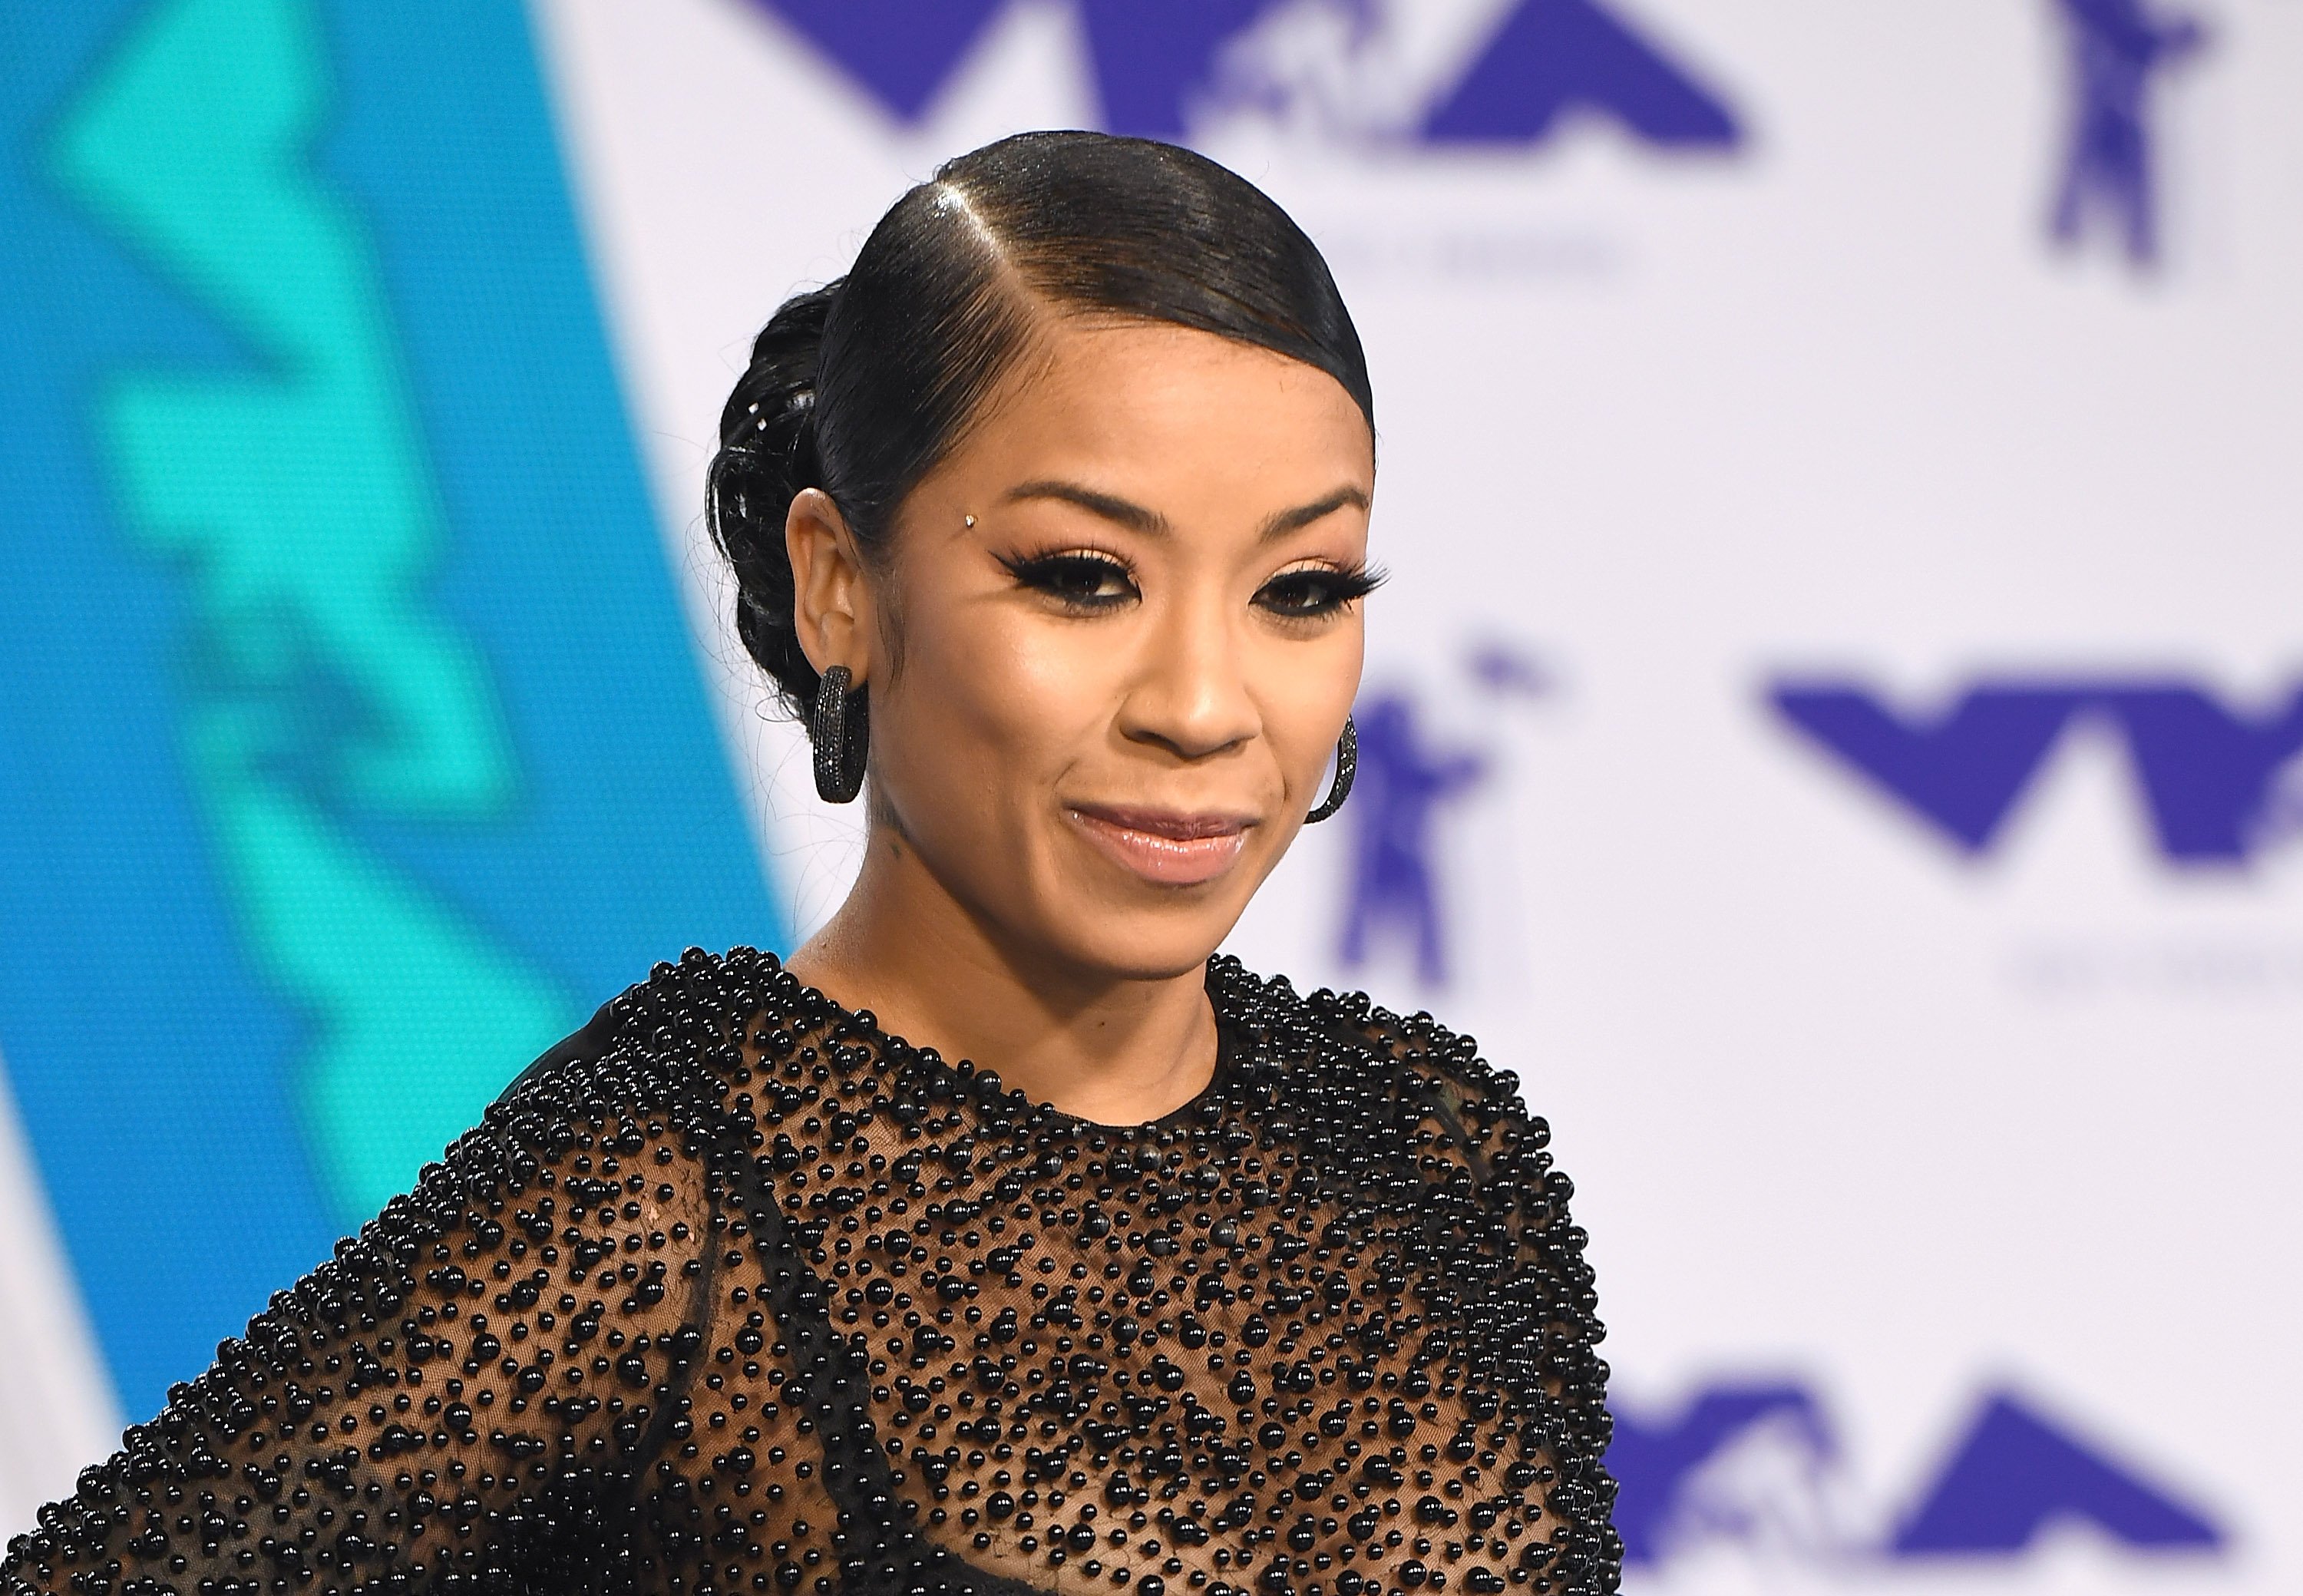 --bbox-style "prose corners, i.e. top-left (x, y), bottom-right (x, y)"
top-left (987, 624), bottom-right (1129, 738)
top-left (1257, 626), bottom-right (1363, 780)
top-left (882, 601), bottom-right (1120, 795)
